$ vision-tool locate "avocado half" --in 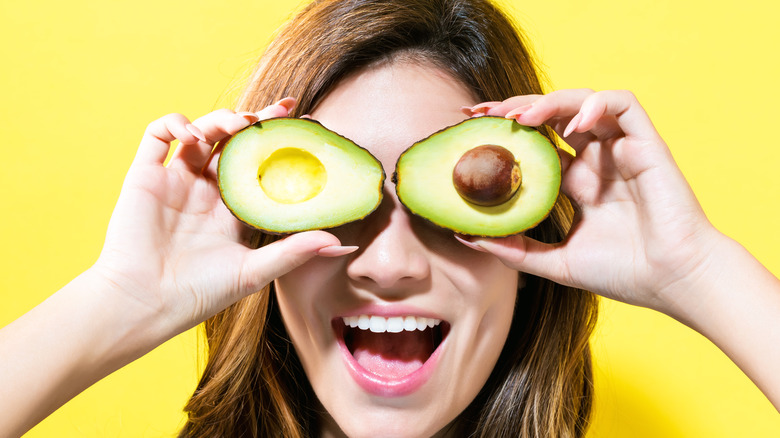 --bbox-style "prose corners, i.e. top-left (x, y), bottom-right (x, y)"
top-left (394, 116), bottom-right (561, 237)
top-left (217, 118), bottom-right (385, 233)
